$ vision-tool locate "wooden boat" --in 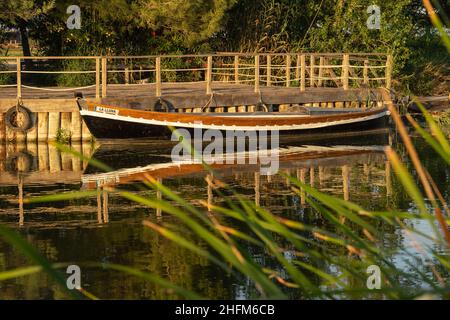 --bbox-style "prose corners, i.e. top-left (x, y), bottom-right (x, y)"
top-left (76, 97), bottom-right (390, 140)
